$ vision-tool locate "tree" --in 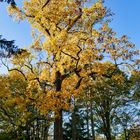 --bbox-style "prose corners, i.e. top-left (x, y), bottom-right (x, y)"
top-left (0, 70), bottom-right (53, 139)
top-left (0, 0), bottom-right (16, 5)
top-left (7, 1), bottom-right (108, 139)
top-left (5, 0), bottom-right (139, 139)
top-left (63, 99), bottom-right (89, 140)
top-left (130, 70), bottom-right (140, 101)
top-left (0, 72), bottom-right (29, 139)
top-left (0, 0), bottom-right (17, 58)
top-left (84, 62), bottom-right (134, 140)
top-left (63, 108), bottom-right (88, 140)
top-left (0, 35), bottom-right (18, 57)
